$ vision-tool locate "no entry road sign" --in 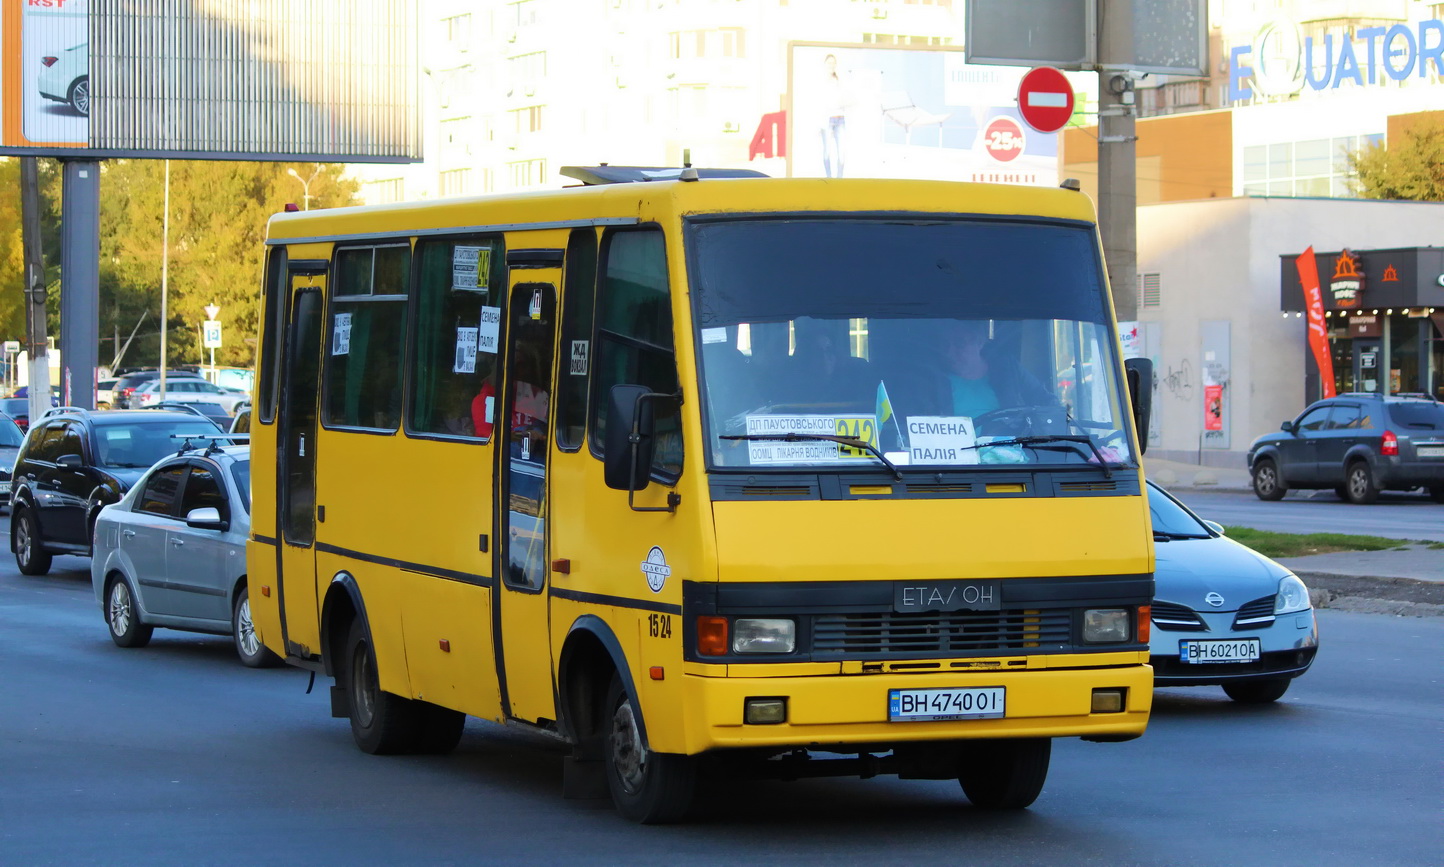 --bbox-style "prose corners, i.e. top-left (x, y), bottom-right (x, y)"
top-left (1017, 67), bottom-right (1075, 134)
